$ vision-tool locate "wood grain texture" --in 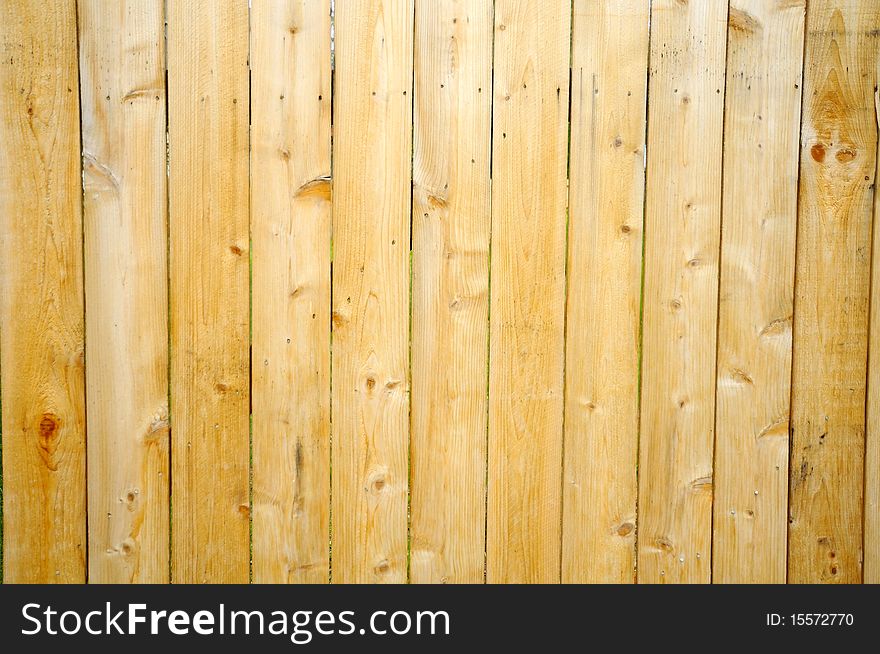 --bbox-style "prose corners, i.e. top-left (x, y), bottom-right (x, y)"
top-left (638, 0), bottom-right (728, 584)
top-left (0, 0), bottom-right (86, 583)
top-left (167, 0), bottom-right (250, 583)
top-left (712, 0), bottom-right (805, 585)
top-left (865, 84), bottom-right (880, 585)
top-left (487, 0), bottom-right (570, 584)
top-left (79, 0), bottom-right (169, 584)
top-left (410, 0), bottom-right (492, 585)
top-left (251, 0), bottom-right (332, 584)
top-left (789, 0), bottom-right (879, 584)
top-left (331, 0), bottom-right (413, 584)
top-left (561, 0), bottom-right (648, 585)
